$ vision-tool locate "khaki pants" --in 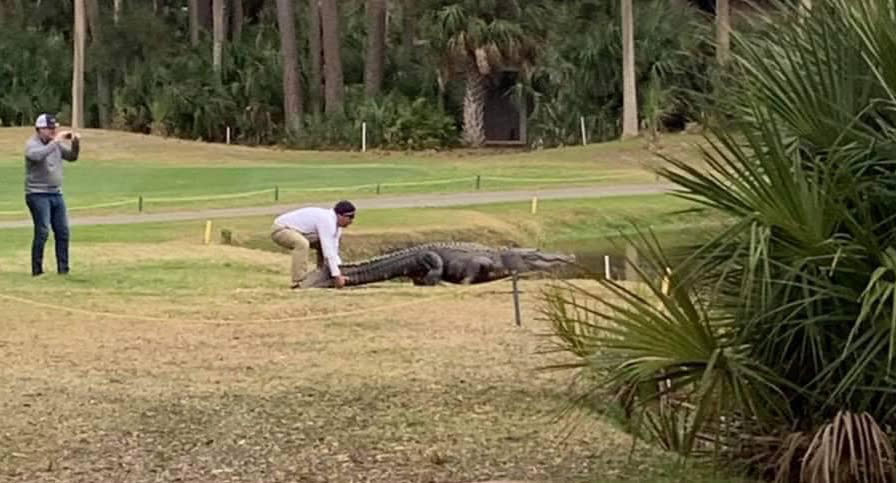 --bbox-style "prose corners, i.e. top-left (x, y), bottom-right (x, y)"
top-left (271, 223), bottom-right (325, 285)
